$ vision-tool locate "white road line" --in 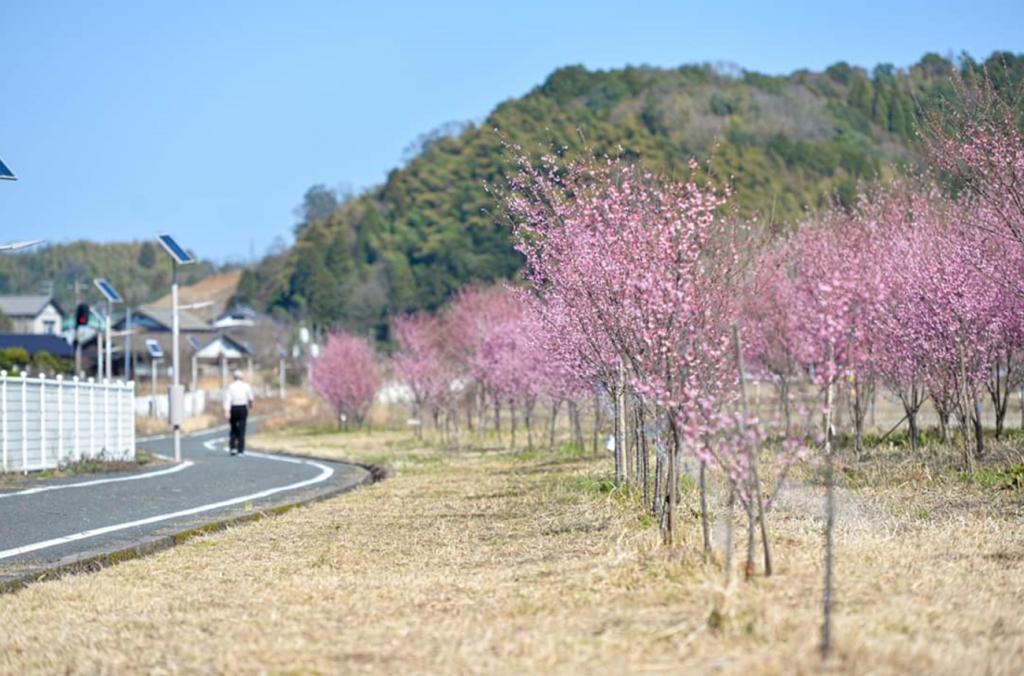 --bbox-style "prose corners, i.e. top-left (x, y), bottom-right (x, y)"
top-left (0, 461), bottom-right (195, 499)
top-left (0, 455), bottom-right (335, 561)
top-left (202, 437), bottom-right (304, 464)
